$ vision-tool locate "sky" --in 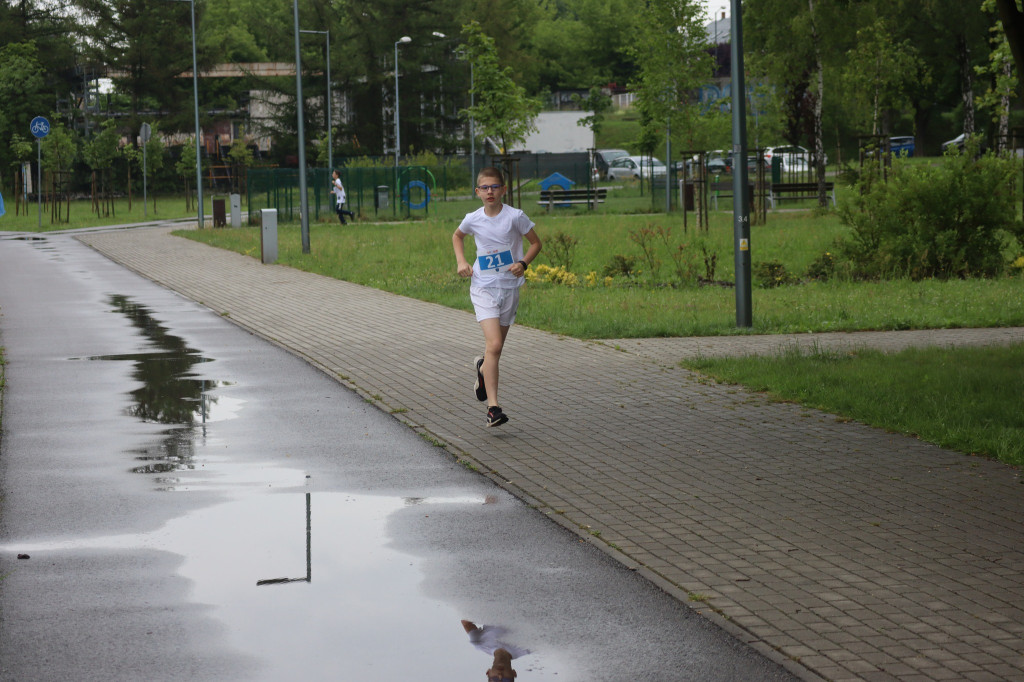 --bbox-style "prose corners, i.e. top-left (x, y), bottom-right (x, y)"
top-left (702, 1), bottom-right (730, 23)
